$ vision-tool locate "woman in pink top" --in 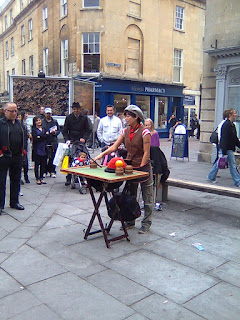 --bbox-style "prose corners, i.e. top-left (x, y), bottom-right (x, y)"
top-left (145, 118), bottom-right (159, 147)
